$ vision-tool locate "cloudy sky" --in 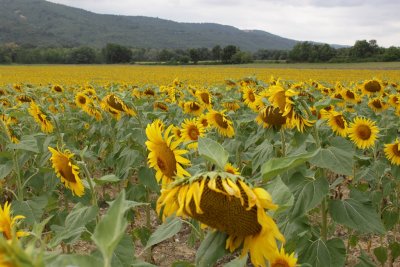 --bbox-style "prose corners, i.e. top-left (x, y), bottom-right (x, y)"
top-left (47, 0), bottom-right (400, 47)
